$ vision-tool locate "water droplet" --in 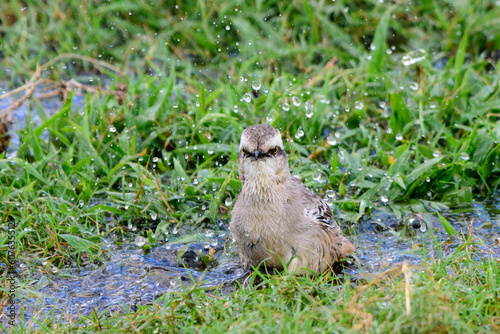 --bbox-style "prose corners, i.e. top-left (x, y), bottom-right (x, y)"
top-left (379, 101), bottom-right (386, 109)
top-left (402, 49), bottom-right (426, 66)
top-left (354, 101), bottom-right (363, 110)
top-left (313, 173), bottom-right (322, 182)
top-left (409, 82), bottom-right (419, 91)
top-left (207, 149), bottom-right (214, 155)
top-left (460, 152), bottom-right (470, 161)
top-left (152, 157), bottom-right (159, 163)
top-left (426, 177), bottom-right (430, 182)
top-left (295, 127), bottom-right (304, 139)
top-left (305, 100), bottom-right (314, 118)
top-left (172, 227), bottom-right (178, 235)
top-left (395, 133), bottom-right (403, 141)
top-left (338, 151), bottom-right (345, 161)
top-left (327, 134), bottom-right (337, 146)
top-left (324, 196), bottom-right (333, 207)
top-left (282, 102), bottom-right (290, 111)
top-left (251, 81), bottom-right (261, 90)
top-left (429, 101), bottom-right (438, 109)
top-left (242, 93), bottom-right (252, 103)
top-left (225, 197), bottom-right (232, 206)
top-left (292, 96), bottom-right (301, 107)
top-left (135, 236), bottom-right (146, 247)
top-left (109, 125), bottom-right (117, 133)
top-left (150, 212), bottom-right (157, 220)
top-left (326, 190), bottom-right (337, 200)
top-left (225, 25), bottom-right (230, 31)
top-left (433, 151), bottom-right (440, 158)
top-left (380, 195), bottom-right (389, 203)
top-left (49, 264), bottom-right (58, 274)
top-left (193, 178), bottom-right (199, 185)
